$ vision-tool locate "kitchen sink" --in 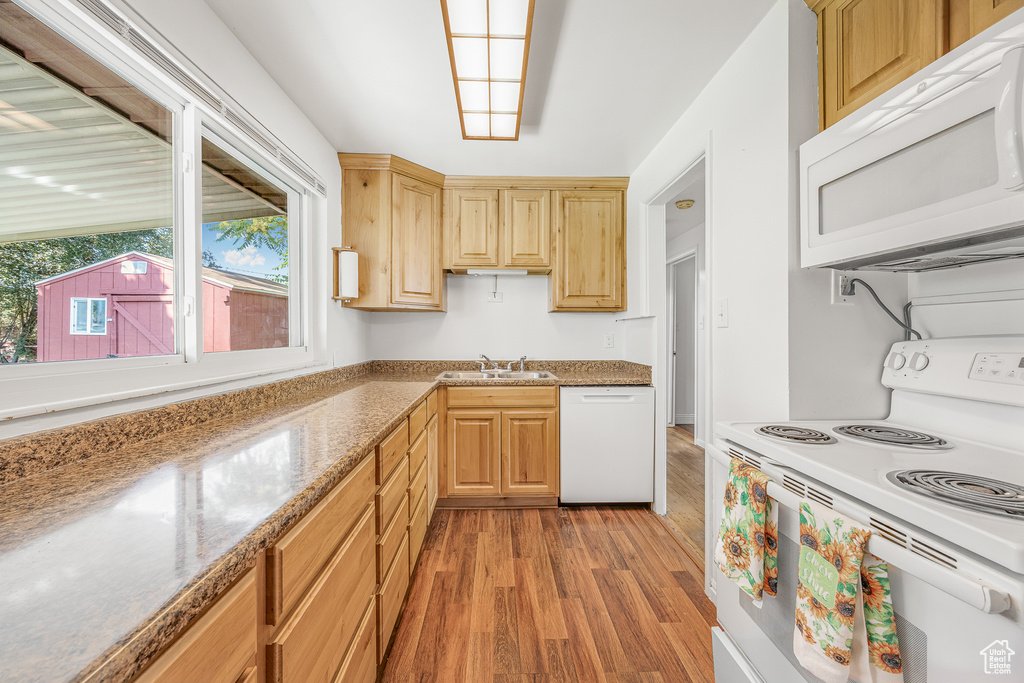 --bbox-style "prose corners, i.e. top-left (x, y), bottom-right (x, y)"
top-left (437, 371), bottom-right (558, 380)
